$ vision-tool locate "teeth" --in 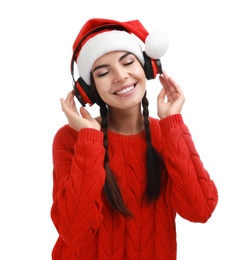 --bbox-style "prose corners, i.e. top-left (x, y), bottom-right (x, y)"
top-left (116, 85), bottom-right (134, 95)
